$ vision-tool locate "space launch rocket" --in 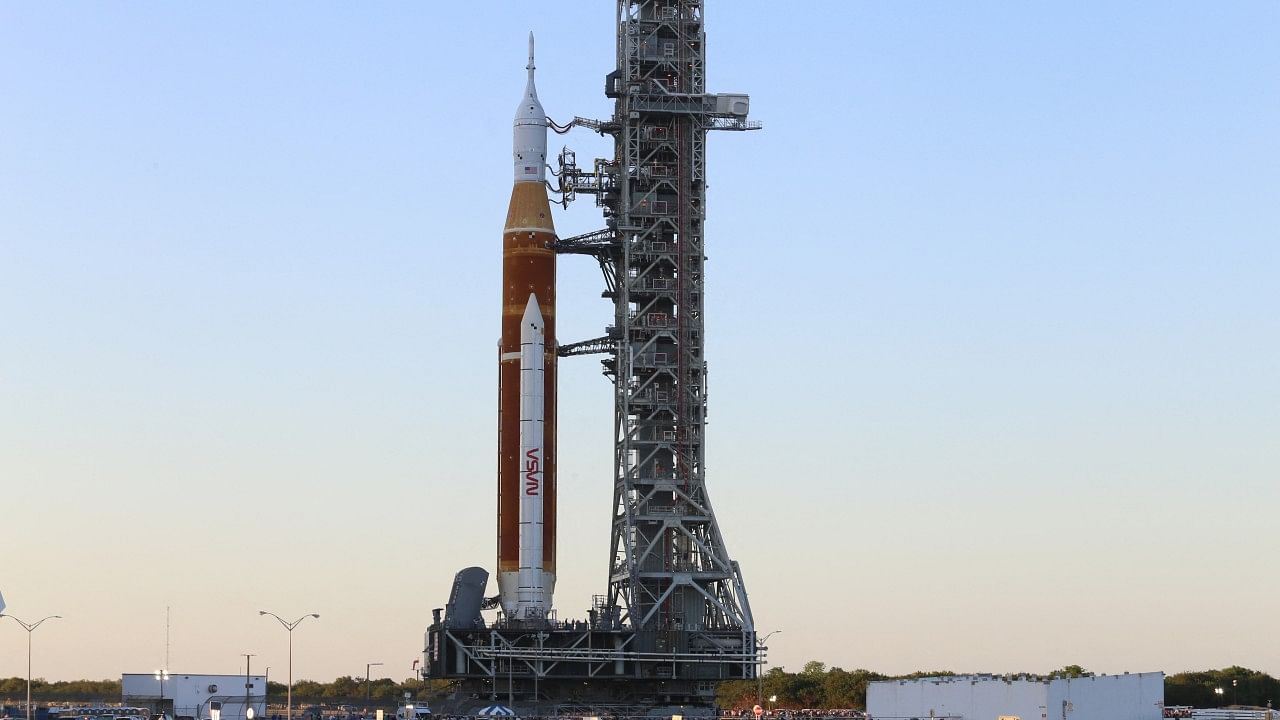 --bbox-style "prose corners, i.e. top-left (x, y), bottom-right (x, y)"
top-left (497, 34), bottom-right (556, 622)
